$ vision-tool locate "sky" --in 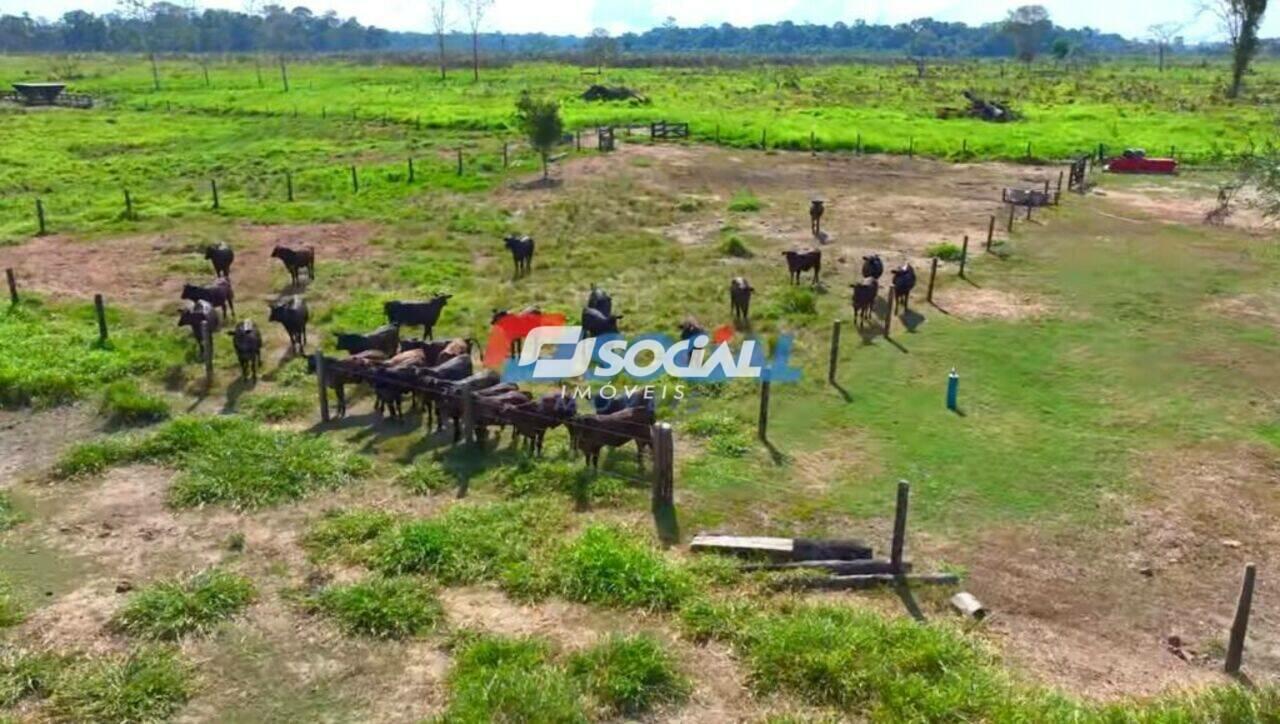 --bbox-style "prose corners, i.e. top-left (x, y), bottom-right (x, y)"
top-left (0, 0), bottom-right (1268, 43)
